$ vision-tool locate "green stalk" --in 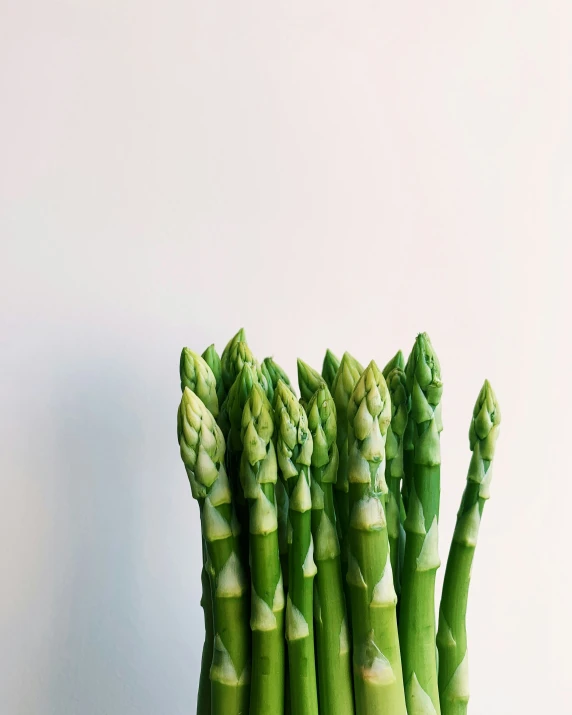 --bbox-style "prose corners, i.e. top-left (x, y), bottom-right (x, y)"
top-left (322, 349), bottom-right (340, 391)
top-left (274, 381), bottom-right (318, 715)
top-left (262, 360), bottom-right (293, 592)
top-left (398, 348), bottom-right (414, 519)
top-left (262, 357), bottom-right (292, 404)
top-left (226, 364), bottom-right (262, 569)
top-left (401, 419), bottom-right (414, 517)
top-left (202, 343), bottom-right (225, 407)
top-left (384, 367), bottom-right (410, 597)
top-left (437, 381), bottom-right (501, 715)
top-left (240, 384), bottom-right (285, 715)
top-left (179, 349), bottom-right (220, 714)
top-left (307, 385), bottom-right (354, 715)
top-left (331, 353), bottom-right (364, 591)
top-left (178, 388), bottom-right (250, 715)
top-left (399, 333), bottom-right (443, 715)
top-left (346, 361), bottom-right (407, 715)
top-left (197, 541), bottom-right (214, 715)
top-left (297, 358), bottom-right (325, 409)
